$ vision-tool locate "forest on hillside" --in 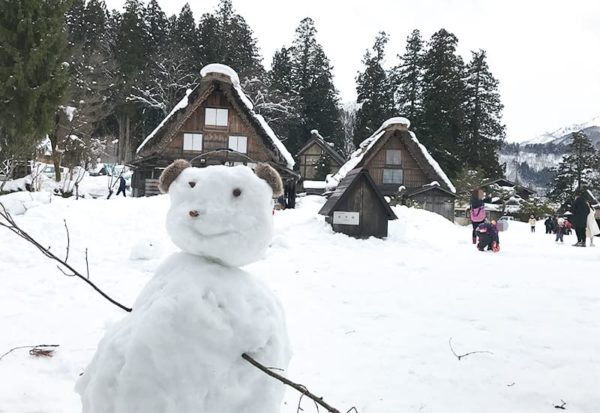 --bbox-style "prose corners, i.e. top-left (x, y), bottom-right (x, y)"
top-left (0, 0), bottom-right (506, 181)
